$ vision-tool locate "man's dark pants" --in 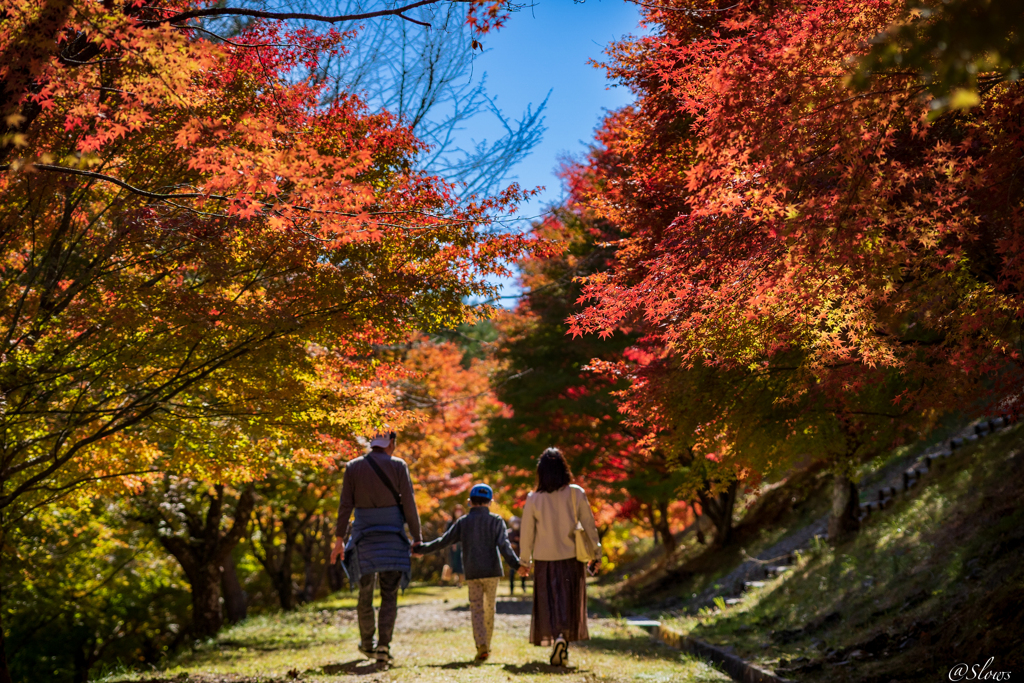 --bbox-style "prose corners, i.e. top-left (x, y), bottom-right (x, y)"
top-left (357, 571), bottom-right (402, 649)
